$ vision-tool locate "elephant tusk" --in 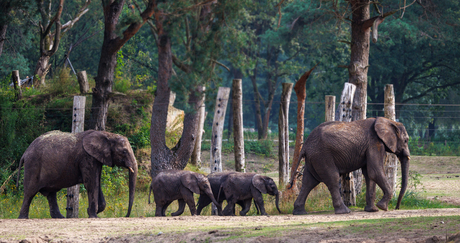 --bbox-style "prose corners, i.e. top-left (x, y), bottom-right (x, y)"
top-left (407, 156), bottom-right (411, 160)
top-left (129, 167), bottom-right (134, 173)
